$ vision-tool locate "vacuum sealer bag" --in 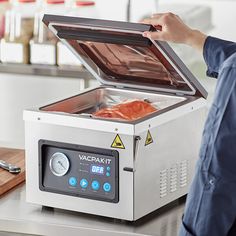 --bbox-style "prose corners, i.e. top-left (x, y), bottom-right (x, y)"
top-left (93, 99), bottom-right (157, 121)
top-left (41, 87), bottom-right (187, 123)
